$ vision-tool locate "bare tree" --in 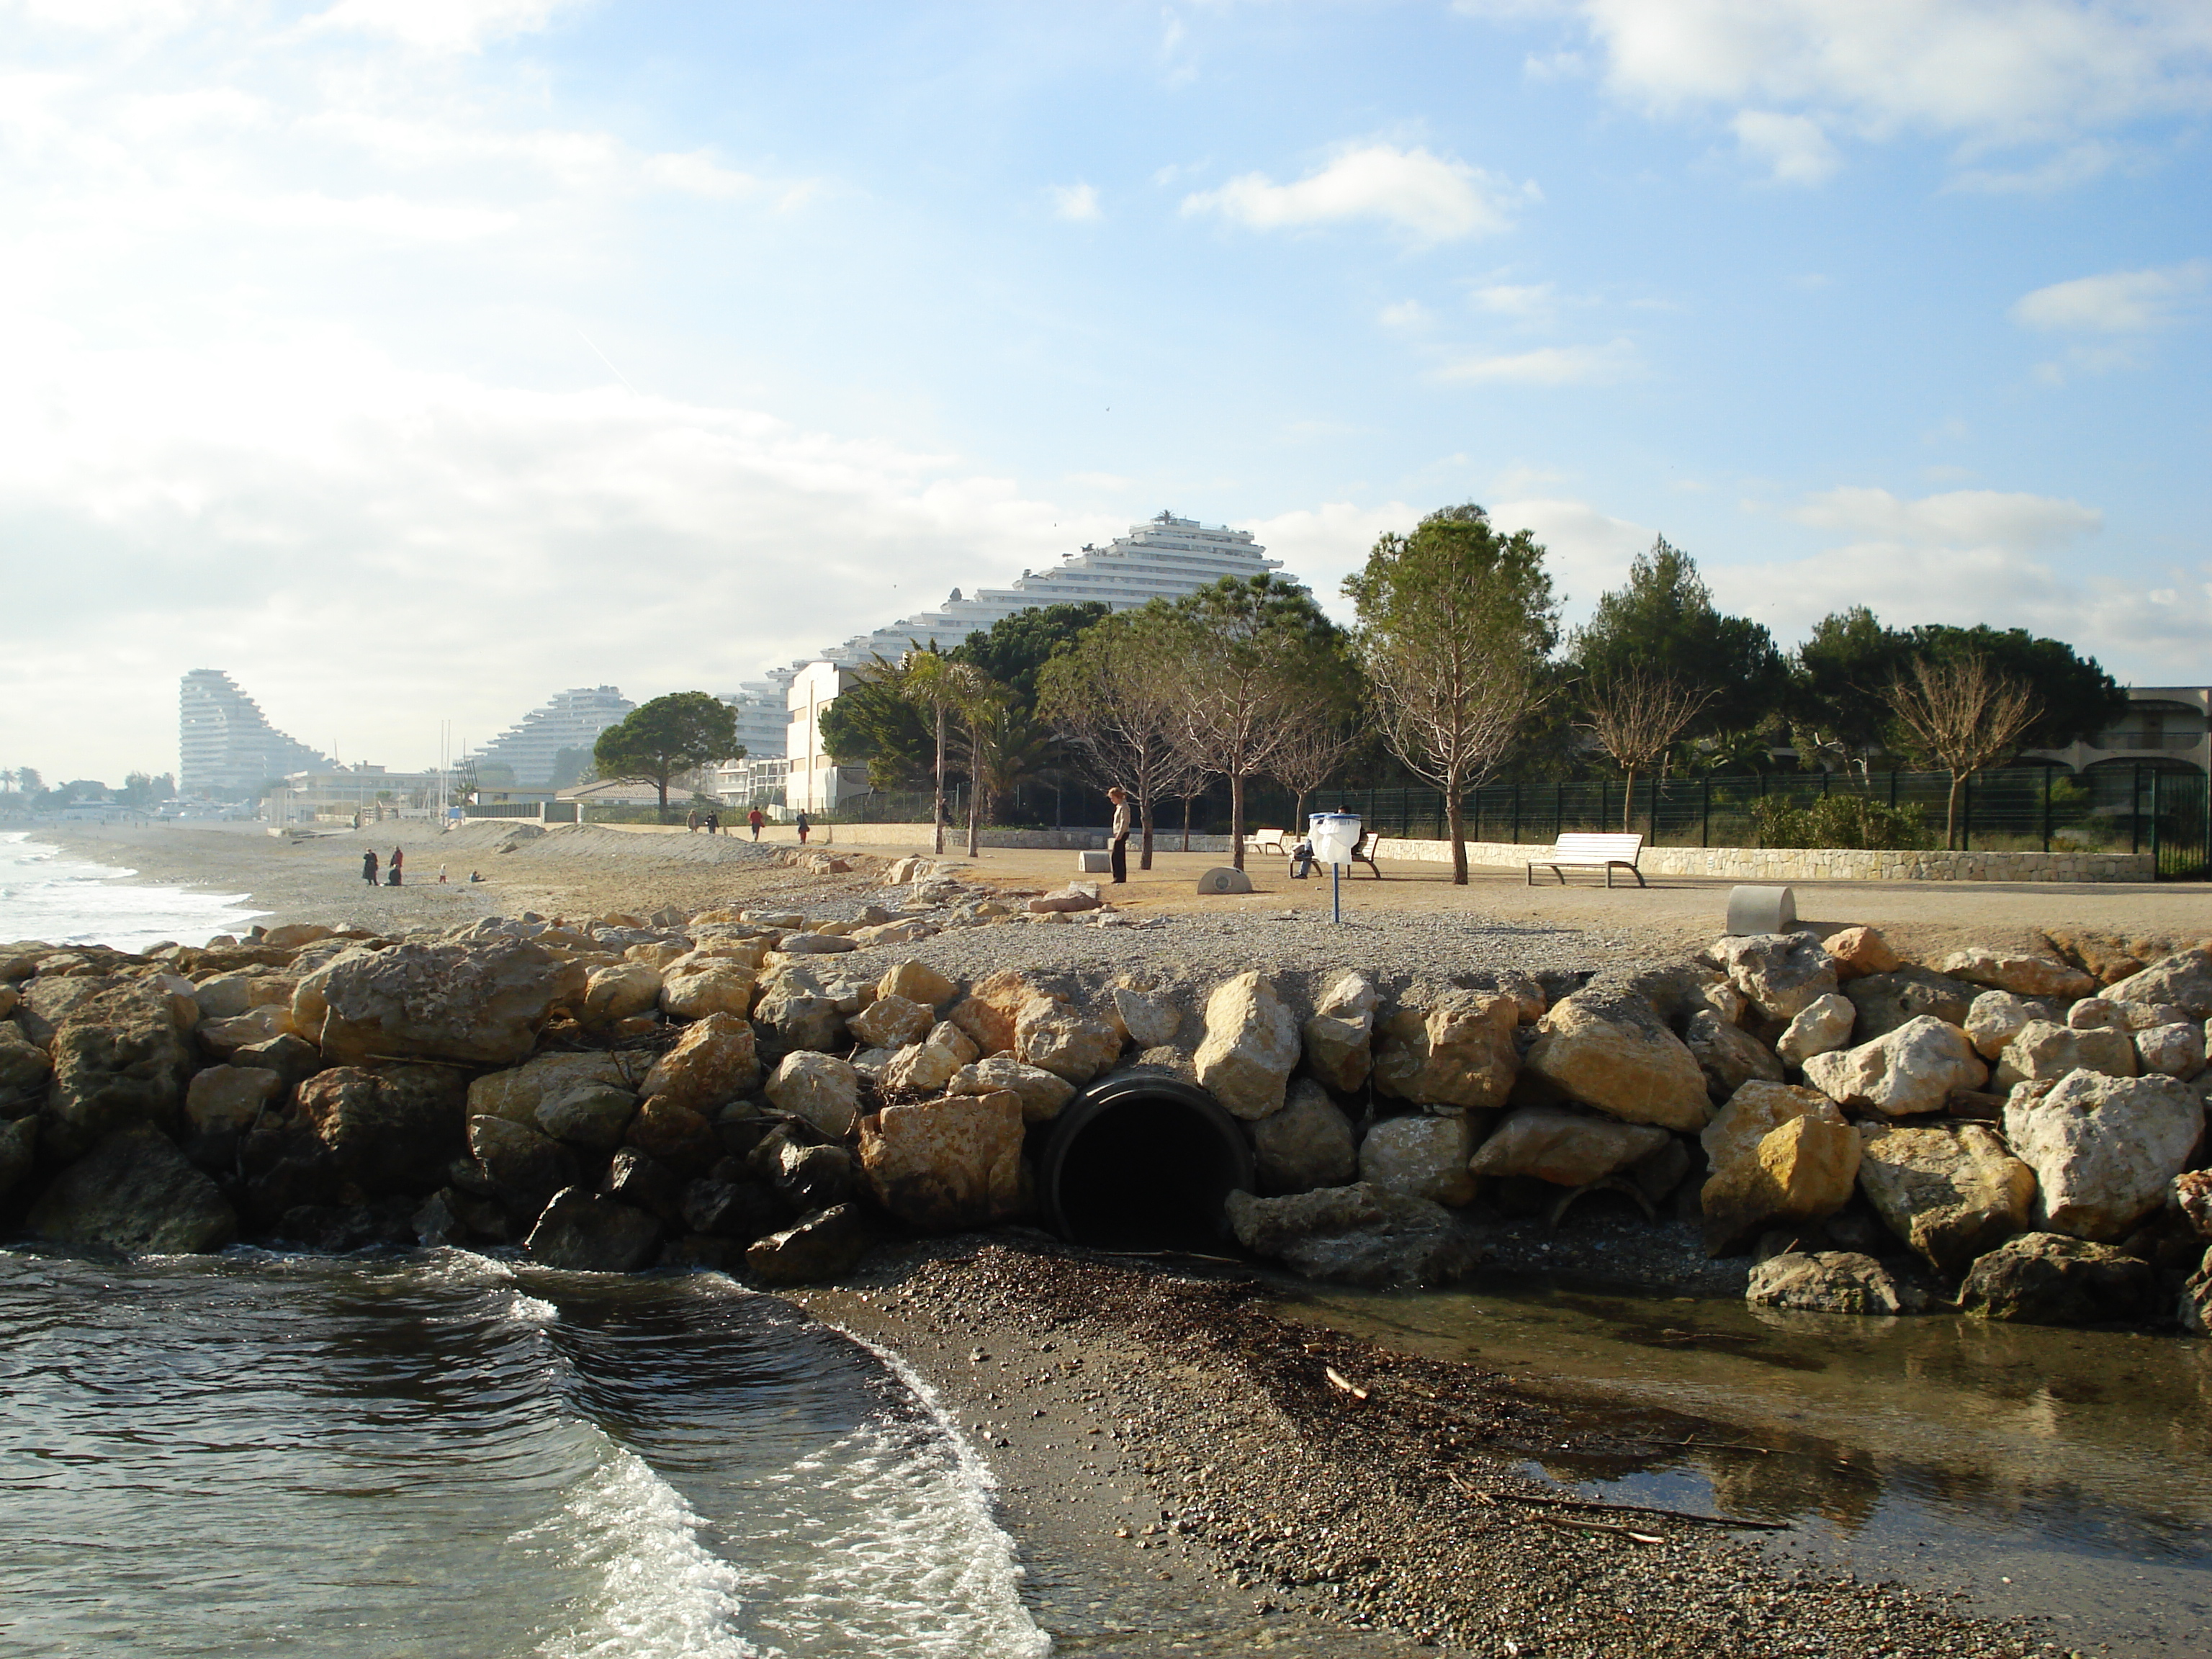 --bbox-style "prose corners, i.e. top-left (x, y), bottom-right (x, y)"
top-left (1037, 611), bottom-right (1198, 869)
top-left (1883, 652), bottom-right (2041, 849)
top-left (1580, 669), bottom-right (1716, 832)
top-left (1346, 505), bottom-right (1557, 884)
top-left (1265, 714), bottom-right (1366, 836)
